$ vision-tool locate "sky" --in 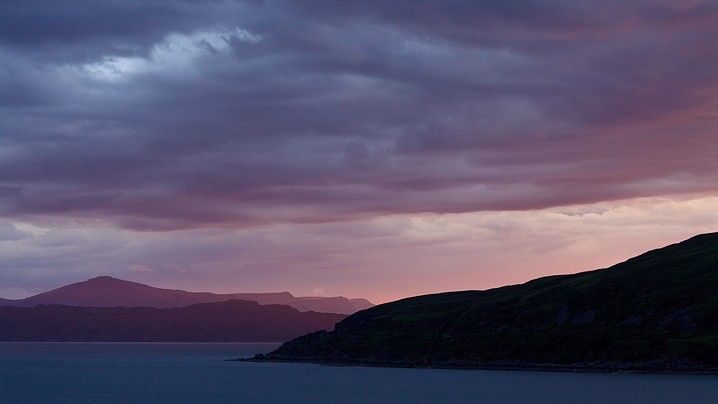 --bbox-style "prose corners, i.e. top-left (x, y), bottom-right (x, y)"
top-left (1, 0), bottom-right (718, 303)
